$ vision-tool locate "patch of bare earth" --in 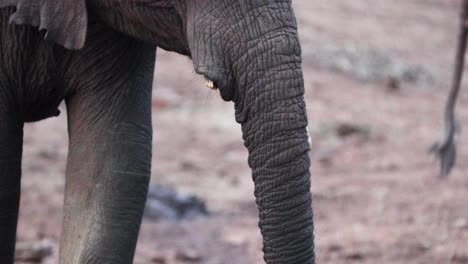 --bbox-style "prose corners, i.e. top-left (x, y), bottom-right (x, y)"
top-left (17, 0), bottom-right (467, 263)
